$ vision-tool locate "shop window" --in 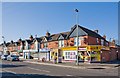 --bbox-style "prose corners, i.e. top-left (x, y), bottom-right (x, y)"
top-left (64, 51), bottom-right (76, 60)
